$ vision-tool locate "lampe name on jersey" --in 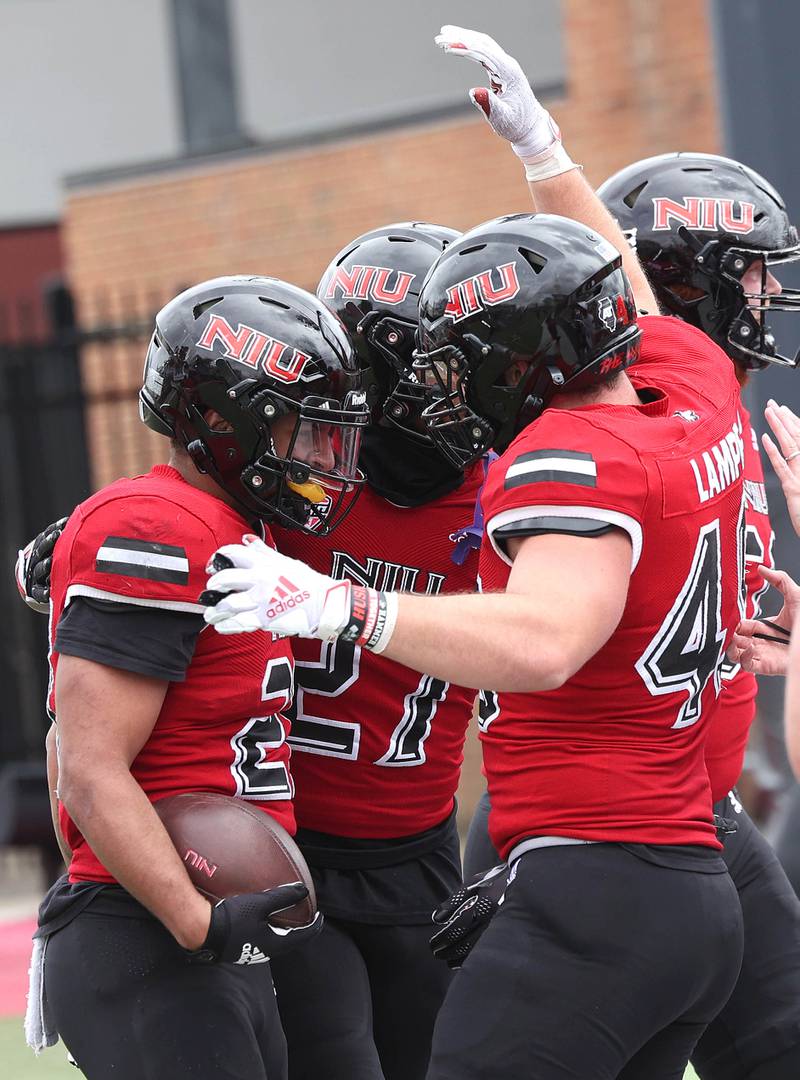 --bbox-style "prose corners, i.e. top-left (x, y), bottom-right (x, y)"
top-left (628, 327), bottom-right (774, 801)
top-left (48, 466), bottom-right (296, 884)
top-left (478, 316), bottom-right (745, 860)
top-left (598, 153), bottom-right (784, 805)
top-left (271, 461), bottom-right (485, 839)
